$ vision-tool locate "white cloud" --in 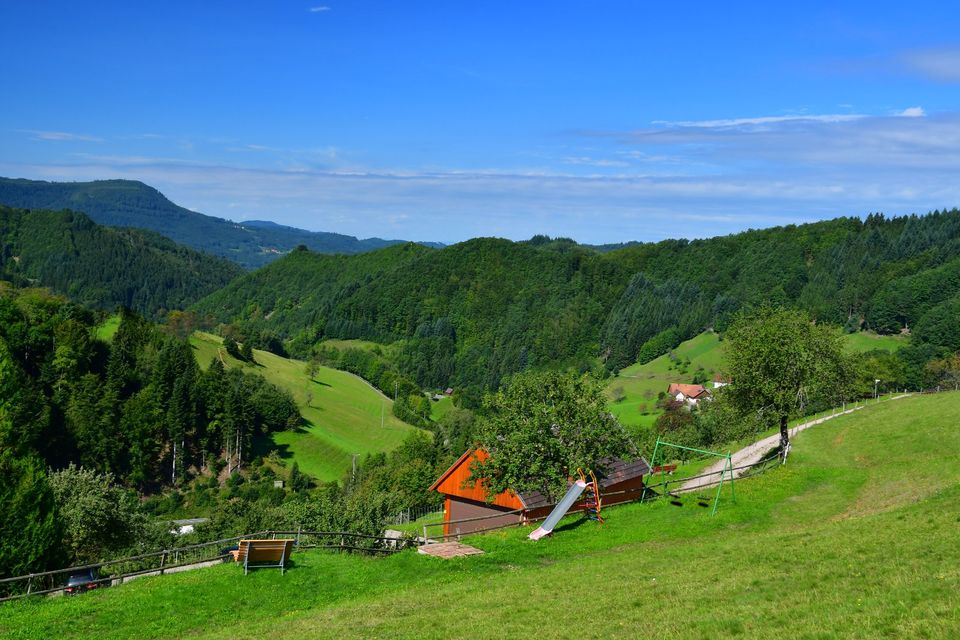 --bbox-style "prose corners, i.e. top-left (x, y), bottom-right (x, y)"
top-left (898, 106), bottom-right (926, 118)
top-left (308, 6), bottom-right (331, 12)
top-left (562, 156), bottom-right (629, 168)
top-left (7, 108), bottom-right (960, 245)
top-left (653, 113), bottom-right (864, 129)
top-left (19, 129), bottom-right (102, 142)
